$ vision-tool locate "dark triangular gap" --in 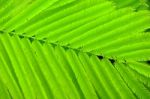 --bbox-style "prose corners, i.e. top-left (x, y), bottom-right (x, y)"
top-left (39, 38), bottom-right (47, 45)
top-left (28, 35), bottom-right (35, 43)
top-left (0, 30), bottom-right (4, 34)
top-left (144, 28), bottom-right (150, 33)
top-left (146, 60), bottom-right (150, 65)
top-left (138, 60), bottom-right (150, 65)
top-left (109, 58), bottom-right (116, 65)
top-left (50, 43), bottom-right (57, 49)
top-left (97, 55), bottom-right (103, 60)
top-left (19, 33), bottom-right (26, 39)
top-left (8, 30), bottom-right (16, 37)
